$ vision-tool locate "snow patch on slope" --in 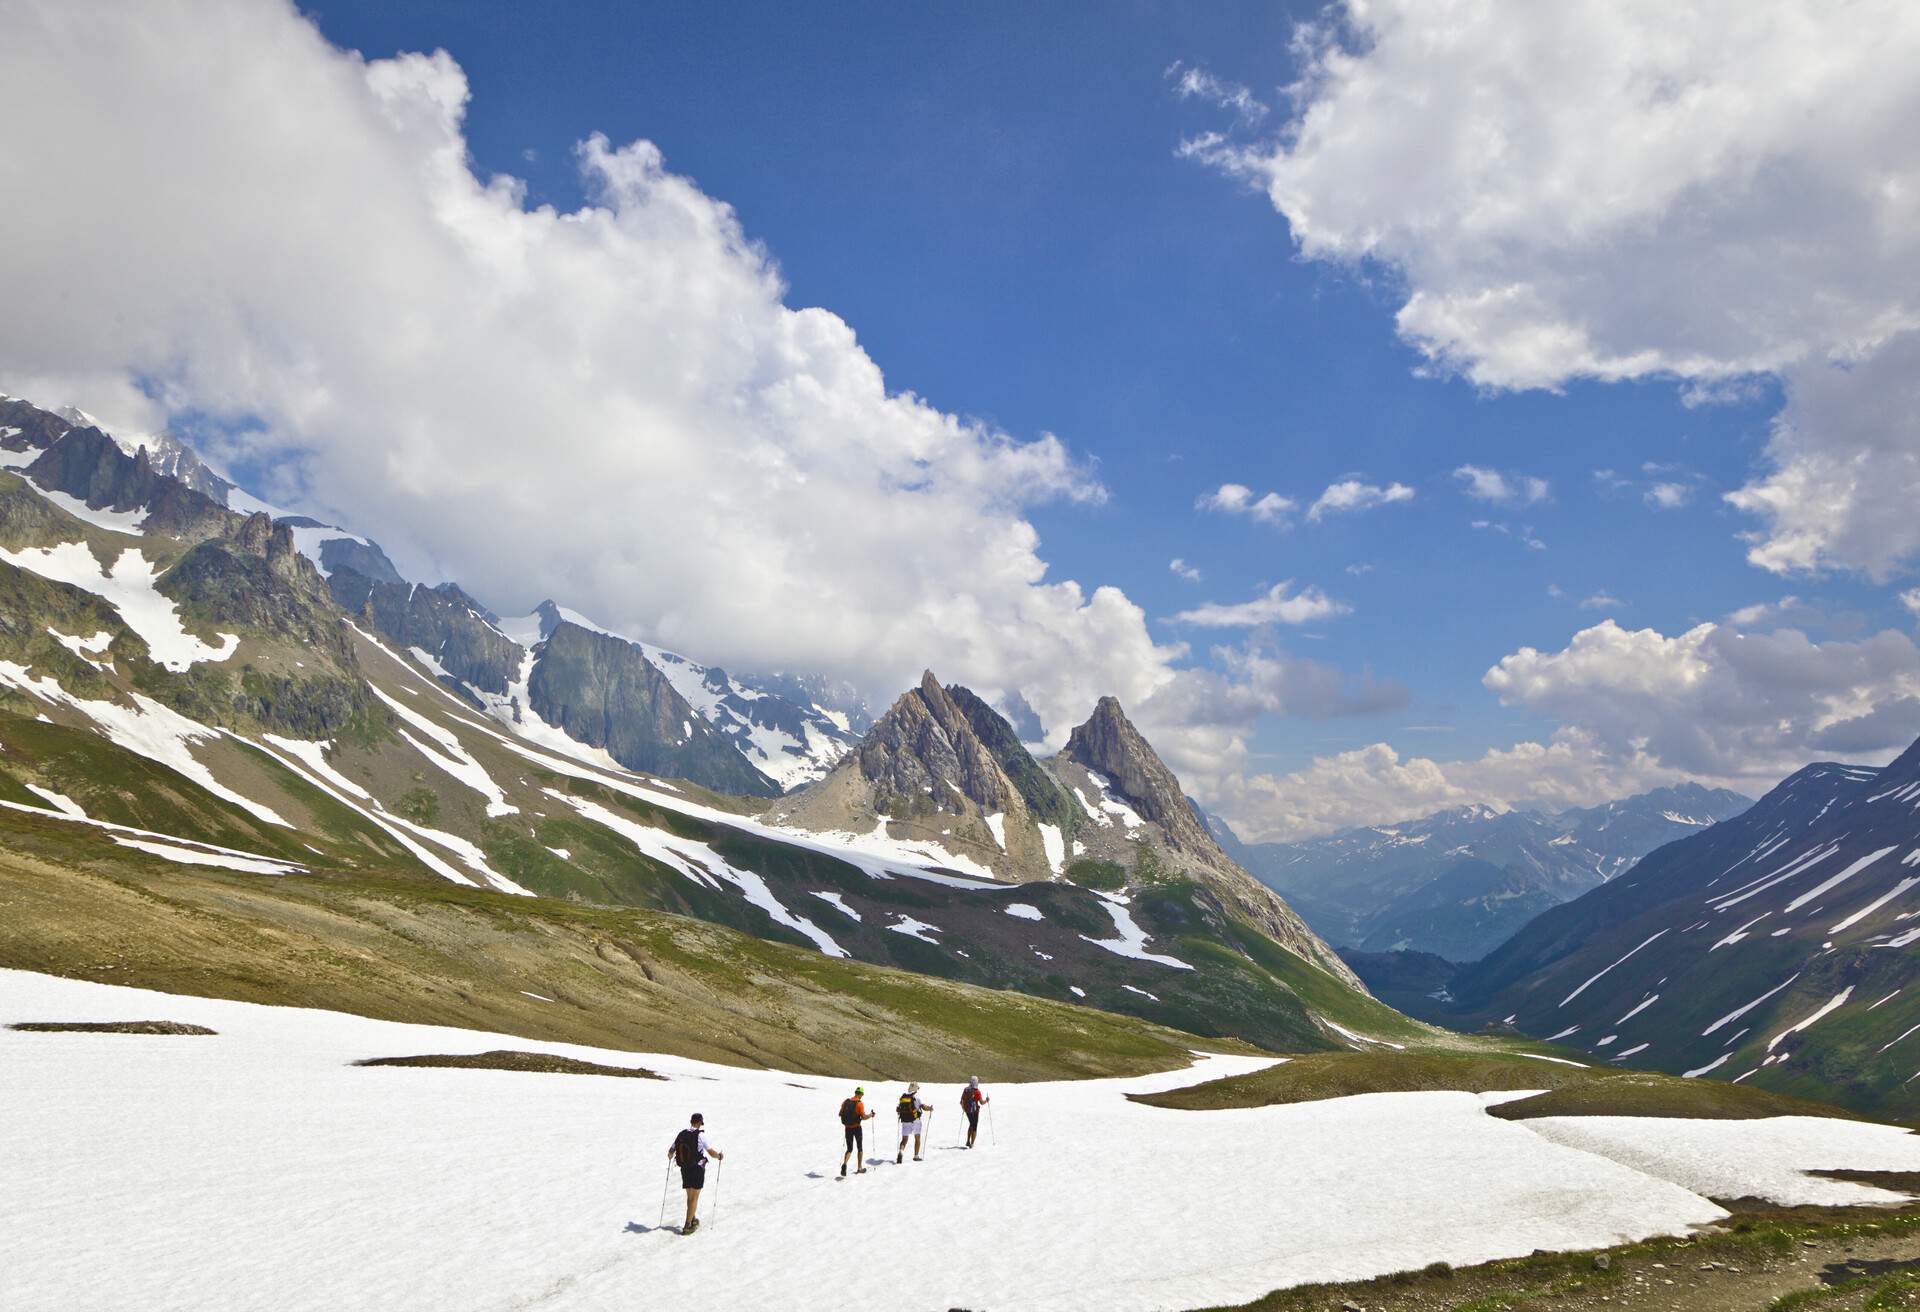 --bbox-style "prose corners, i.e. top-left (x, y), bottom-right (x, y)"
top-left (0, 543), bottom-right (238, 671)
